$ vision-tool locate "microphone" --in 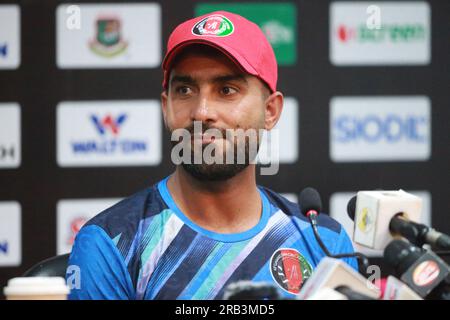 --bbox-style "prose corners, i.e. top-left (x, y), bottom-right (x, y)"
top-left (382, 276), bottom-right (422, 300)
top-left (347, 193), bottom-right (450, 250)
top-left (299, 187), bottom-right (323, 220)
top-left (299, 187), bottom-right (369, 271)
top-left (389, 216), bottom-right (450, 250)
top-left (297, 257), bottom-right (380, 300)
top-left (307, 286), bottom-right (376, 300)
top-left (384, 239), bottom-right (450, 300)
top-left (334, 286), bottom-right (376, 300)
top-left (305, 287), bottom-right (348, 300)
top-left (346, 190), bottom-right (423, 250)
top-left (223, 281), bottom-right (282, 300)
